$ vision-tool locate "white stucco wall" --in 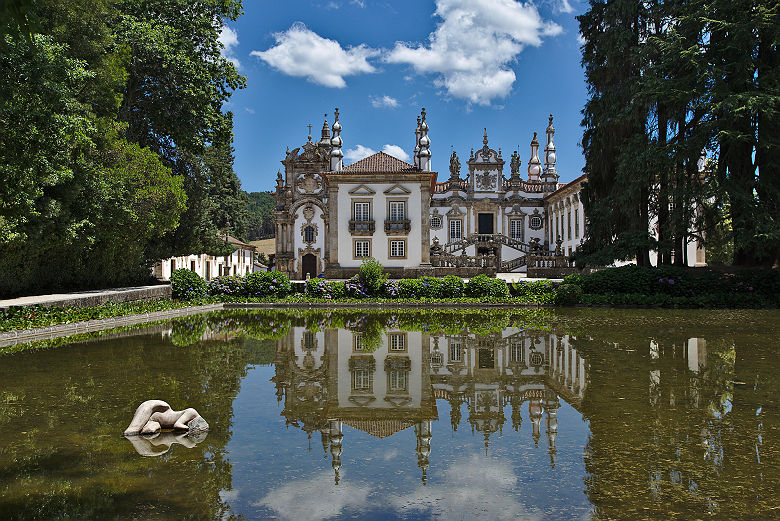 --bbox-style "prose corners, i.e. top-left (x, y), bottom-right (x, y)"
top-left (337, 183), bottom-right (424, 269)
